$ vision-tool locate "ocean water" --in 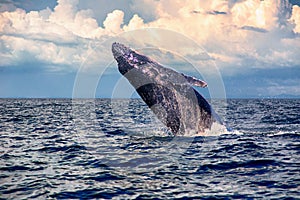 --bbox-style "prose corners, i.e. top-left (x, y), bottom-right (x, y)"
top-left (0, 98), bottom-right (299, 199)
